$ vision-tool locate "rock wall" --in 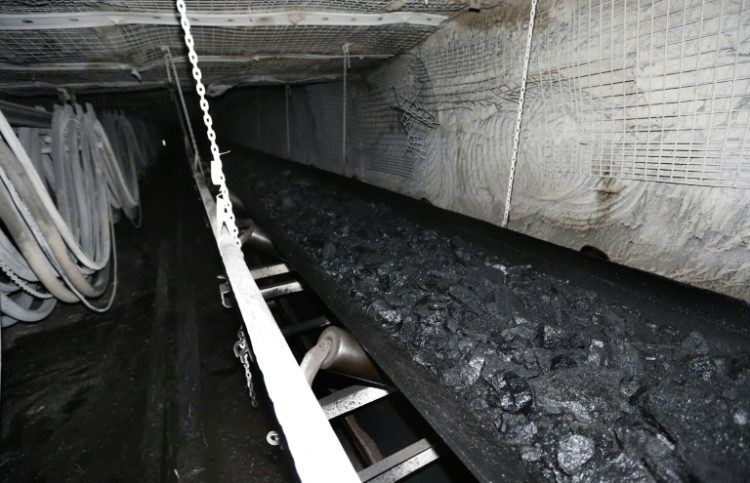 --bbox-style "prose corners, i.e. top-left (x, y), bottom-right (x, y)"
top-left (215, 0), bottom-right (750, 301)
